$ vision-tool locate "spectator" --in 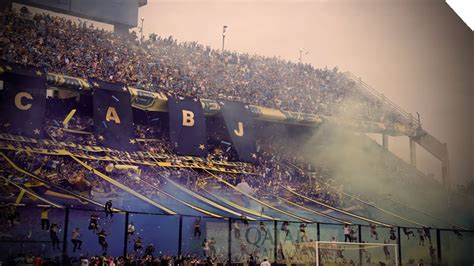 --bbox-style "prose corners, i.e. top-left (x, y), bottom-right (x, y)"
top-left (71, 227), bottom-right (82, 252)
top-left (40, 207), bottom-right (50, 230)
